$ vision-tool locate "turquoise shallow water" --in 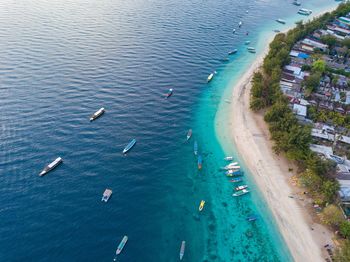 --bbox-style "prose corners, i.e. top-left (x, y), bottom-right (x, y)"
top-left (0, 0), bottom-right (340, 261)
